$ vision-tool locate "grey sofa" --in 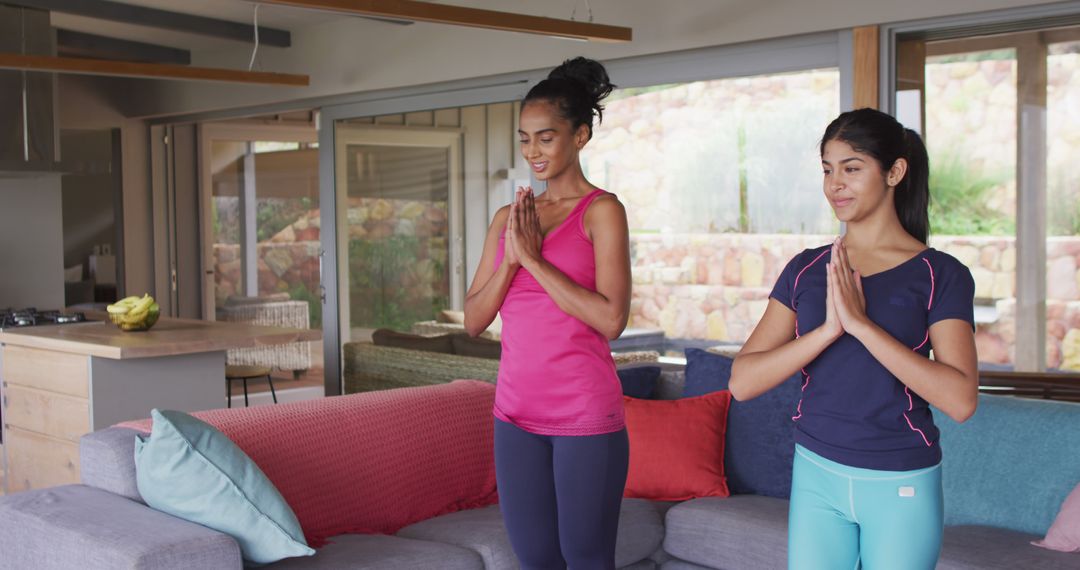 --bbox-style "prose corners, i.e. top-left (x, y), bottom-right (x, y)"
top-left (1, 366), bottom-right (1077, 569)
